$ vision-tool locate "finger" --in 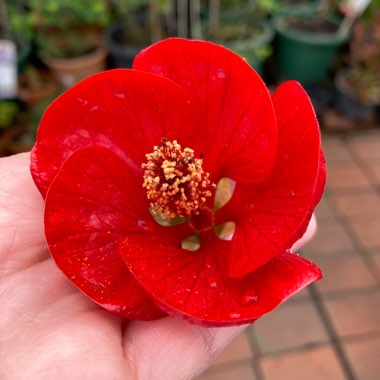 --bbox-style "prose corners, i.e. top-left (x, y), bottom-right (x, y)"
top-left (291, 213), bottom-right (317, 252)
top-left (0, 258), bottom-right (81, 328)
top-left (123, 317), bottom-right (245, 379)
top-left (122, 215), bottom-right (317, 379)
top-left (0, 257), bottom-right (127, 380)
top-left (0, 153), bottom-right (47, 275)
